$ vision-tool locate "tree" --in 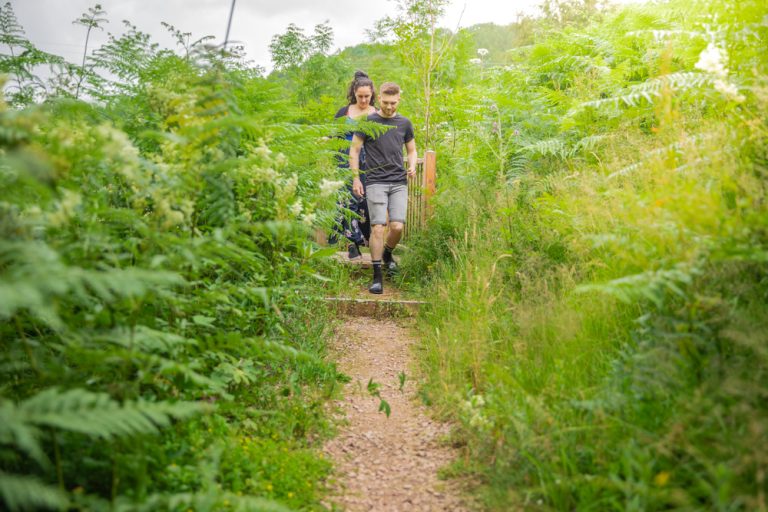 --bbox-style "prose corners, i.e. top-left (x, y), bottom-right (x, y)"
top-left (269, 21), bottom-right (334, 71)
top-left (370, 0), bottom-right (454, 148)
top-left (0, 2), bottom-right (61, 106)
